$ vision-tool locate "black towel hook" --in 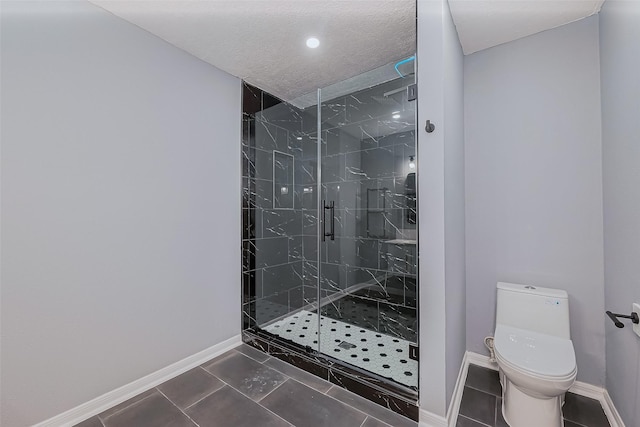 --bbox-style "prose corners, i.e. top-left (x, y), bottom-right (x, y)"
top-left (606, 310), bottom-right (639, 328)
top-left (425, 120), bottom-right (435, 133)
